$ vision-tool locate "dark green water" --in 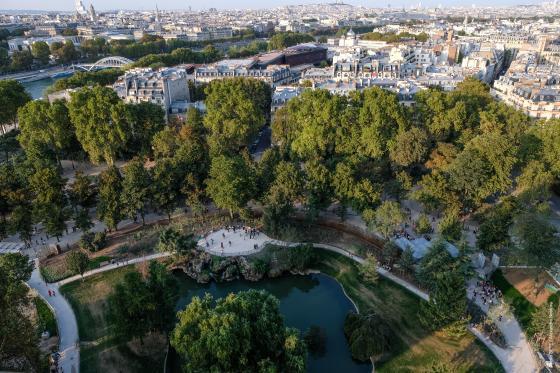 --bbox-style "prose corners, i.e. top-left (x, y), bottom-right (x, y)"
top-left (22, 77), bottom-right (61, 99)
top-left (173, 273), bottom-right (370, 373)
